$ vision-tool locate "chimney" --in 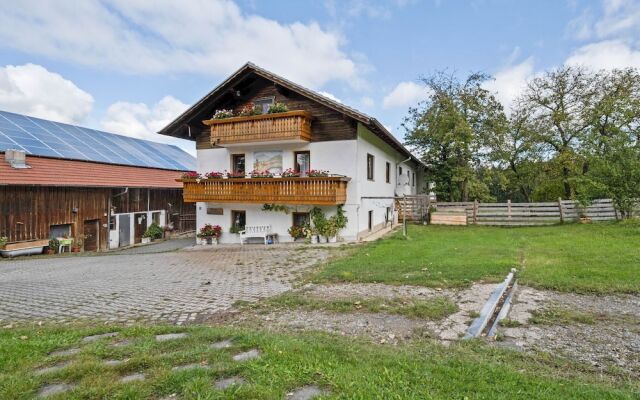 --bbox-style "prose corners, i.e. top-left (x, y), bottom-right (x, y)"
top-left (4, 149), bottom-right (31, 169)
